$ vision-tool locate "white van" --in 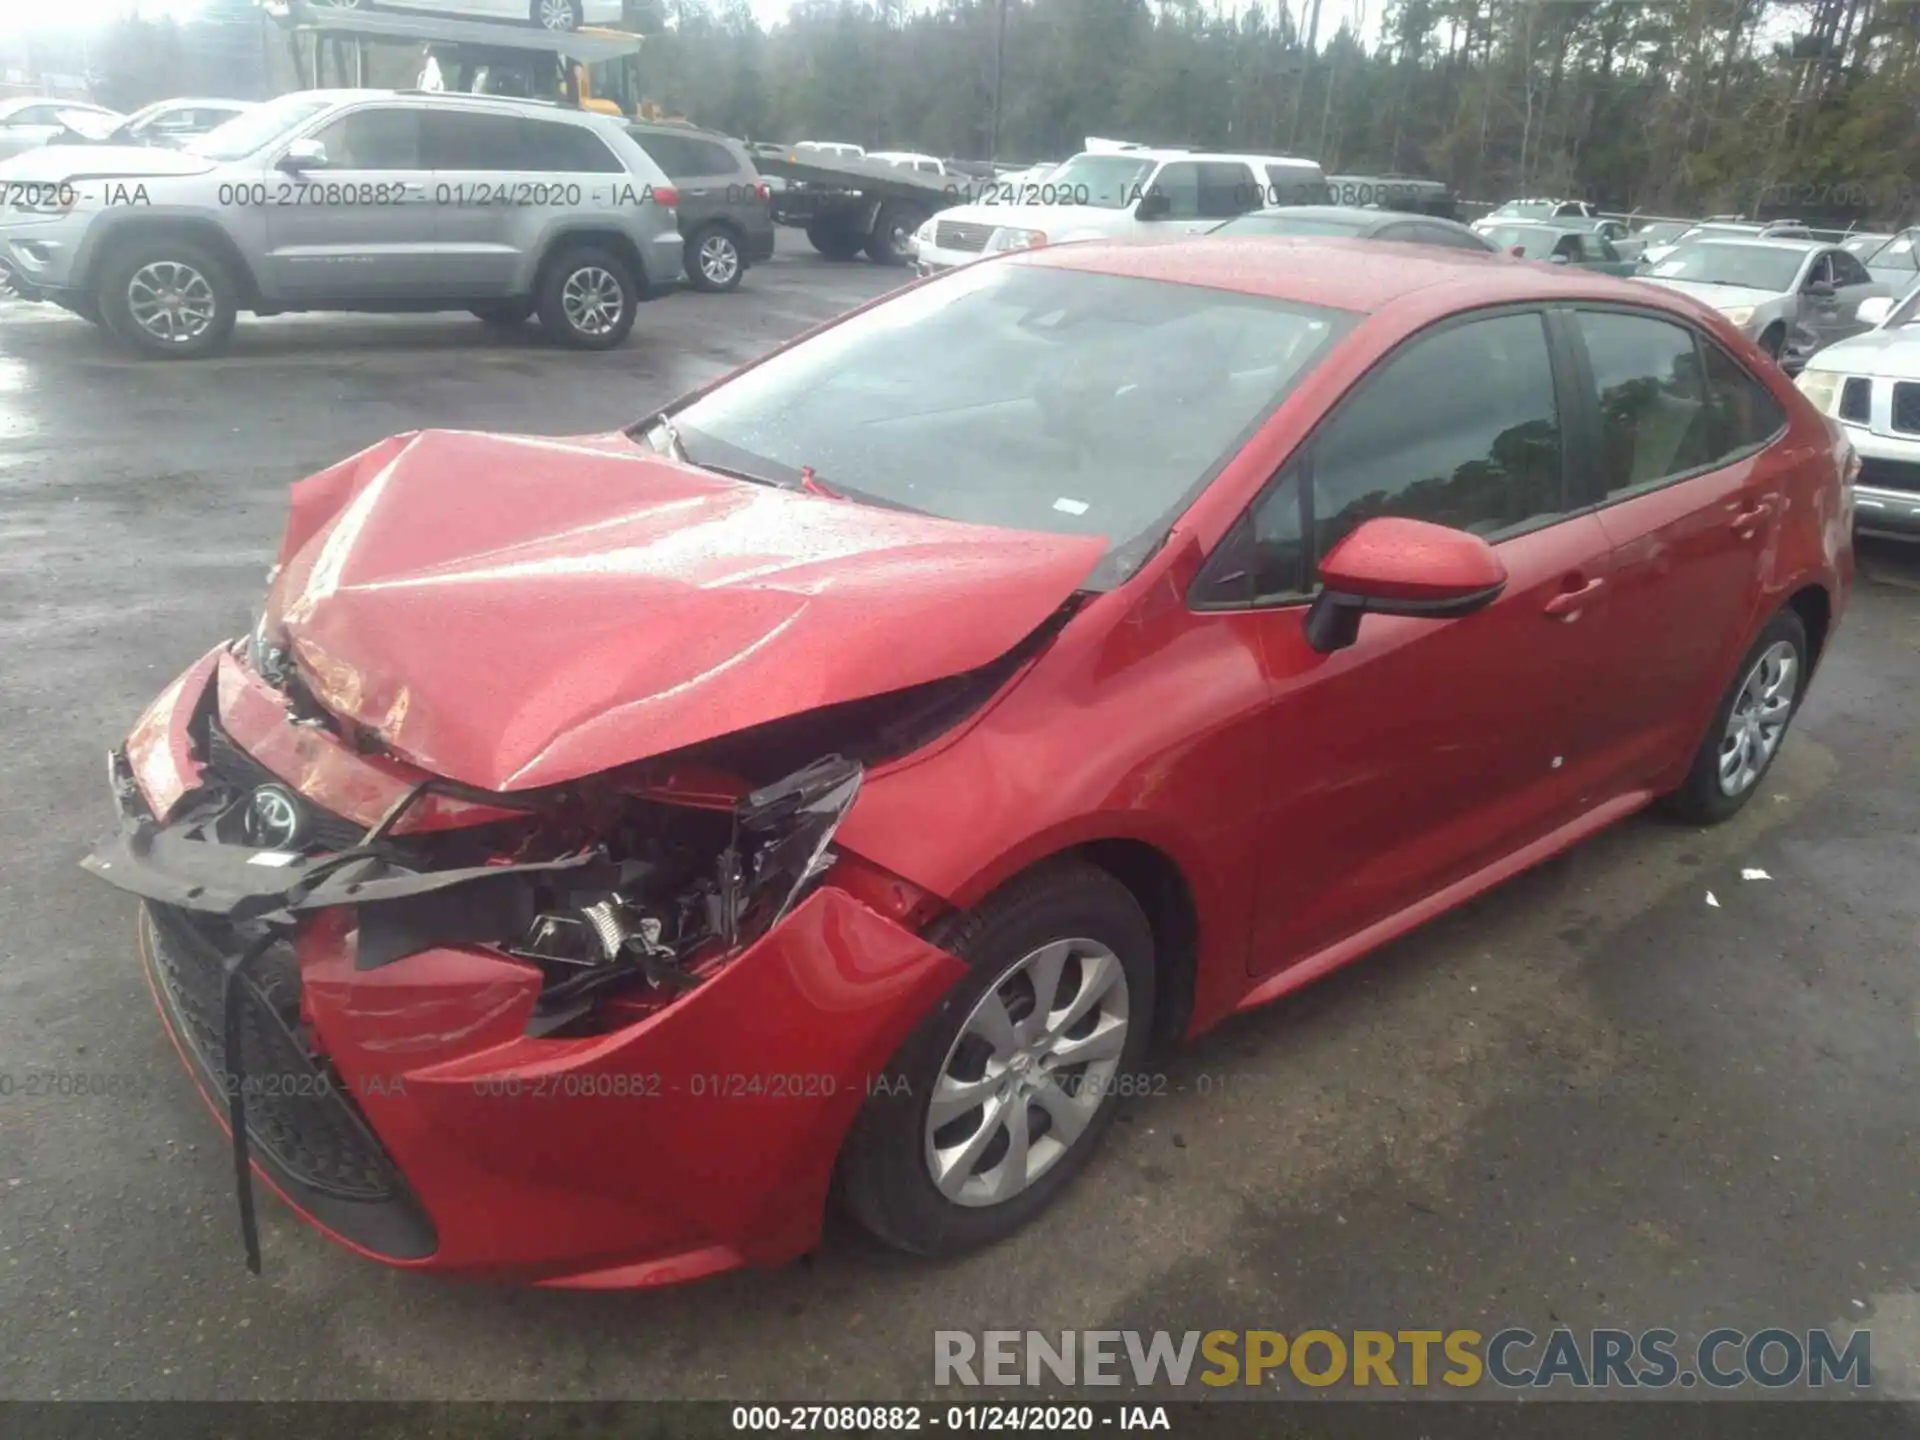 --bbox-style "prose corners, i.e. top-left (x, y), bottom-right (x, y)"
top-left (909, 149), bottom-right (1327, 274)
